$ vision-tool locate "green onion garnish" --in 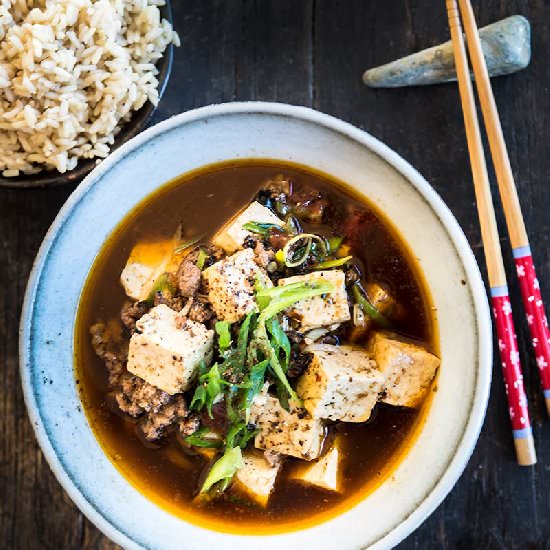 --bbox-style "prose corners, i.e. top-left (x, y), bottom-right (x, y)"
top-left (281, 233), bottom-right (327, 267)
top-left (174, 233), bottom-right (205, 254)
top-left (255, 280), bottom-right (334, 403)
top-left (184, 427), bottom-right (223, 448)
top-left (327, 235), bottom-right (344, 254)
top-left (200, 447), bottom-right (244, 494)
top-left (353, 283), bottom-right (391, 328)
top-left (215, 321), bottom-right (232, 351)
top-left (144, 273), bottom-right (177, 306)
top-left (196, 248), bottom-right (208, 270)
top-left (190, 363), bottom-right (225, 418)
top-left (242, 221), bottom-right (282, 236)
top-left (313, 255), bottom-right (353, 270)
